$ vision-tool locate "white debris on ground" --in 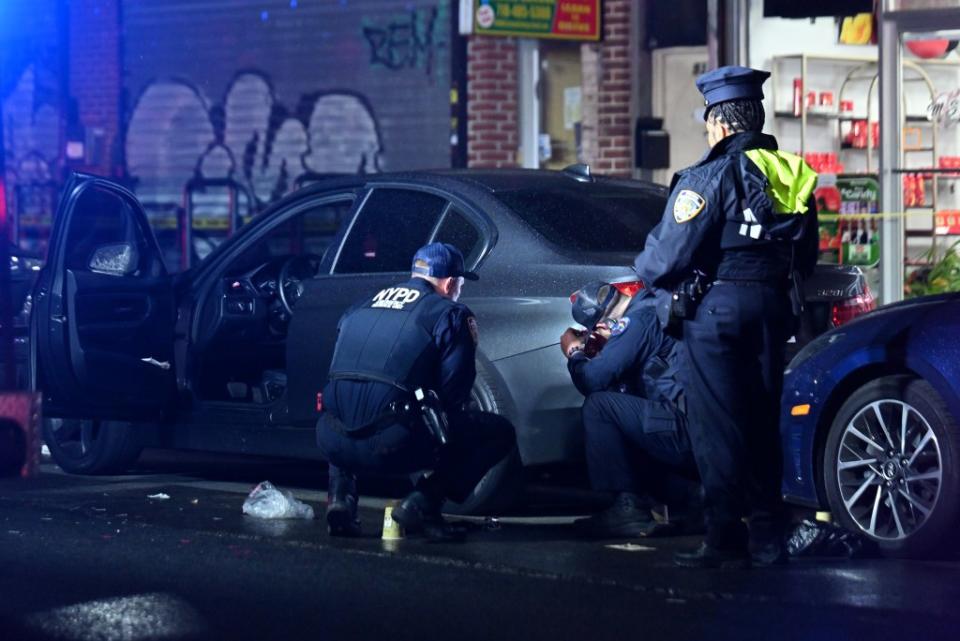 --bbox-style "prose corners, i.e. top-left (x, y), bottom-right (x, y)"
top-left (242, 481), bottom-right (315, 520)
top-left (147, 493), bottom-right (171, 501)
